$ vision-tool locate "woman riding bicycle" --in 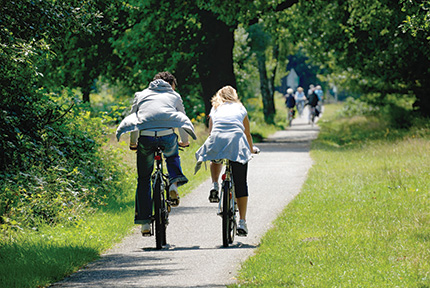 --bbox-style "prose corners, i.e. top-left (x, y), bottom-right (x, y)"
top-left (294, 87), bottom-right (306, 116)
top-left (116, 71), bottom-right (196, 235)
top-left (195, 86), bottom-right (259, 236)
